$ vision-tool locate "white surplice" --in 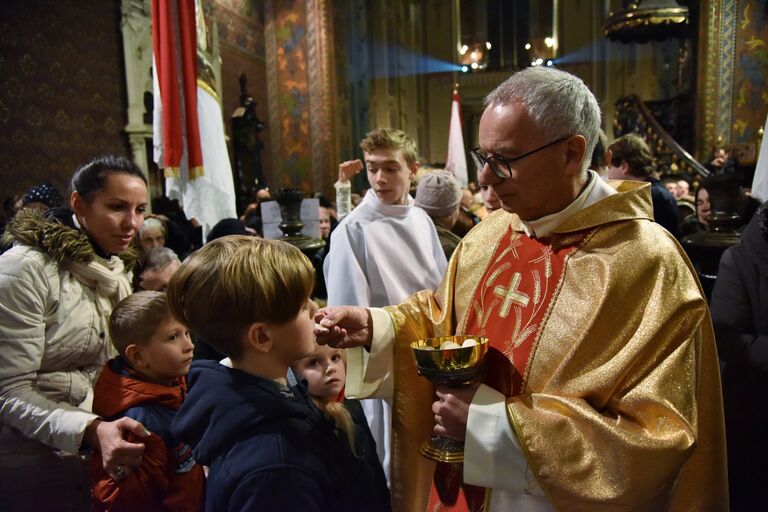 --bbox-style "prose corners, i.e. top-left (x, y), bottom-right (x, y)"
top-left (324, 189), bottom-right (447, 484)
